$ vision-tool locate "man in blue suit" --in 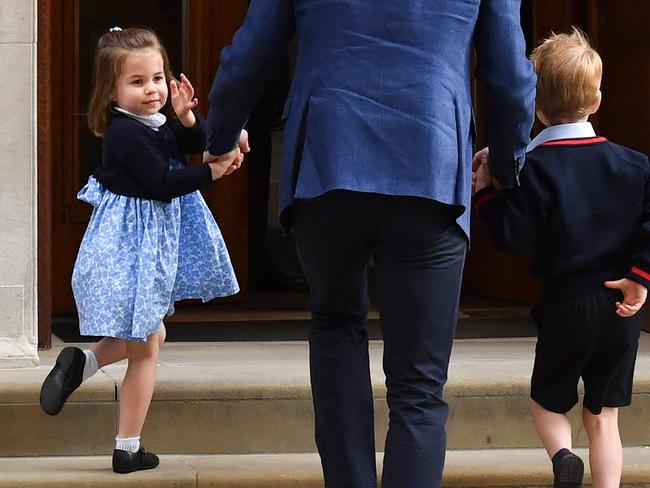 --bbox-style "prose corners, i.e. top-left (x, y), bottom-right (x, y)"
top-left (205, 1), bottom-right (535, 486)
